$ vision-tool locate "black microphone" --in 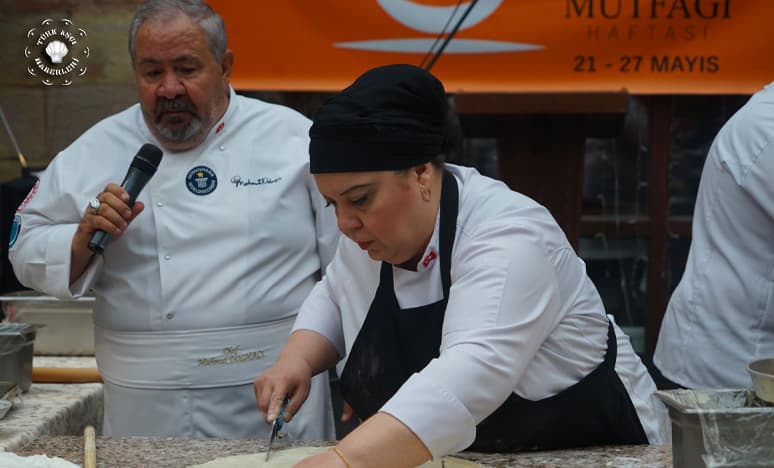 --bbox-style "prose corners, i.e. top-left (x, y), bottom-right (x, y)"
top-left (88, 143), bottom-right (163, 253)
